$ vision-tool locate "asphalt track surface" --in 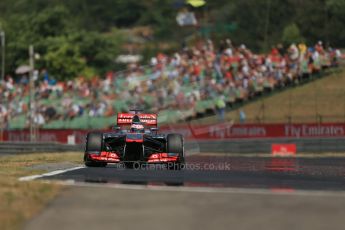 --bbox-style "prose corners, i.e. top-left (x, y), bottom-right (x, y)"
top-left (25, 154), bottom-right (345, 230)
